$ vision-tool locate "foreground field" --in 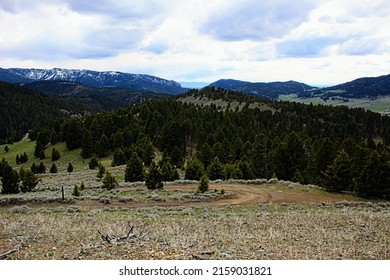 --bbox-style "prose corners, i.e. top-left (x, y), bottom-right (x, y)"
top-left (1, 201), bottom-right (389, 260)
top-left (0, 169), bottom-right (389, 260)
